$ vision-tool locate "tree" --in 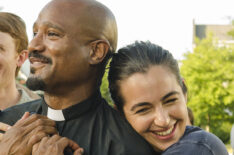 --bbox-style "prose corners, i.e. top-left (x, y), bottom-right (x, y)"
top-left (180, 34), bottom-right (234, 143)
top-left (227, 20), bottom-right (234, 37)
